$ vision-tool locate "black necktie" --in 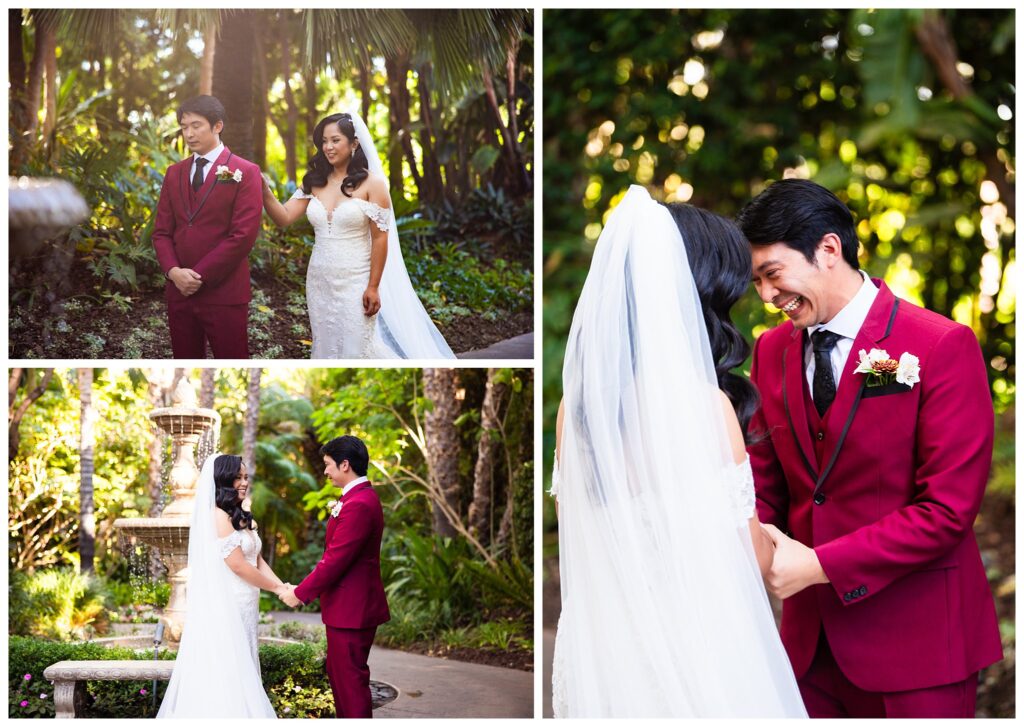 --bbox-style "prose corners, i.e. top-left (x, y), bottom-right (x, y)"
top-left (192, 157), bottom-right (208, 192)
top-left (811, 329), bottom-right (843, 417)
